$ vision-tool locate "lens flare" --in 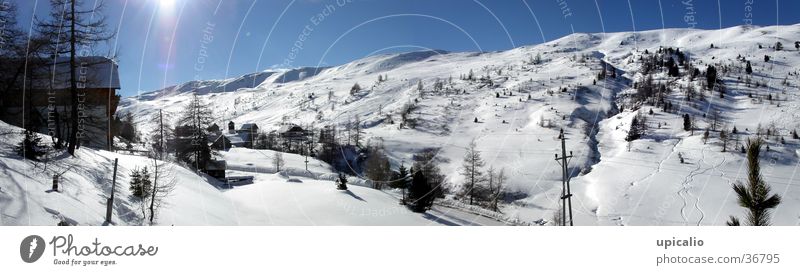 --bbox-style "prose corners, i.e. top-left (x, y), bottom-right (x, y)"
top-left (159, 0), bottom-right (176, 10)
